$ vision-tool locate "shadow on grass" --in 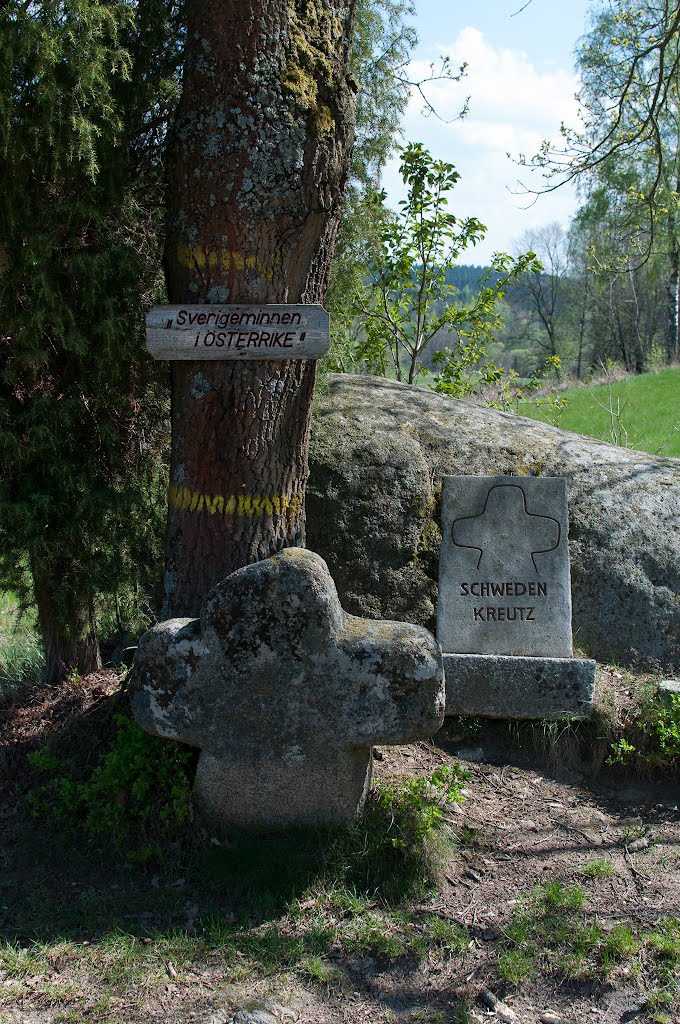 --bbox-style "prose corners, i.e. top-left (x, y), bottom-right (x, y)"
top-left (1, 780), bottom-right (439, 948)
top-left (2, 675), bottom-right (456, 948)
top-left (0, 675), bottom-right (477, 1024)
